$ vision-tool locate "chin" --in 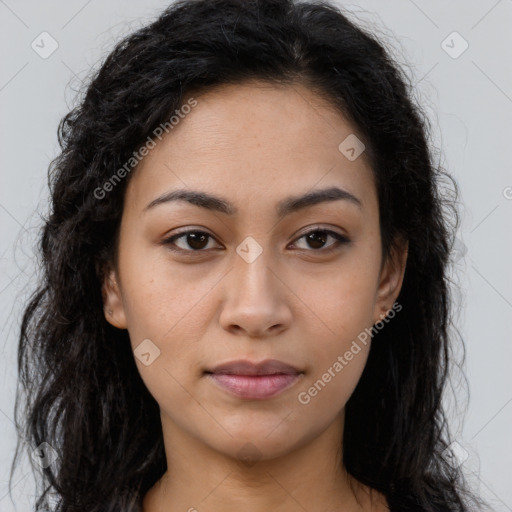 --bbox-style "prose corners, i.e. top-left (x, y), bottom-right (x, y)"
top-left (203, 424), bottom-right (311, 463)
